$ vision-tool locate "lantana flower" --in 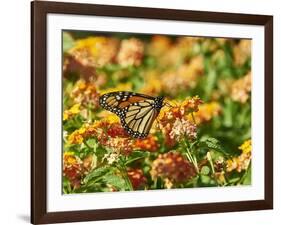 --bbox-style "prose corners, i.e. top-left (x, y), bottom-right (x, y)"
top-left (63, 103), bottom-right (81, 121)
top-left (69, 36), bottom-right (119, 67)
top-left (117, 38), bottom-right (144, 67)
top-left (233, 40), bottom-right (251, 66)
top-left (191, 102), bottom-right (221, 124)
top-left (231, 72), bottom-right (251, 104)
top-left (70, 79), bottom-right (100, 108)
top-left (127, 168), bottom-right (147, 190)
top-left (162, 56), bottom-right (204, 96)
top-left (158, 96), bottom-right (202, 146)
top-left (134, 135), bottom-right (160, 152)
top-left (150, 152), bottom-right (196, 188)
top-left (68, 115), bottom-right (133, 164)
top-left (63, 152), bottom-right (83, 189)
top-left (140, 70), bottom-right (163, 96)
top-left (226, 139), bottom-right (252, 172)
